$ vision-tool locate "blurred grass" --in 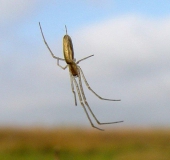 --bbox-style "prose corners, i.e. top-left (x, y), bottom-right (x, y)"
top-left (0, 127), bottom-right (170, 160)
